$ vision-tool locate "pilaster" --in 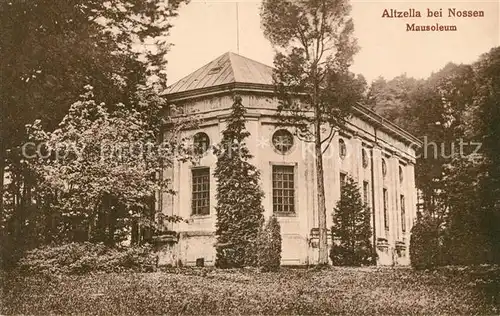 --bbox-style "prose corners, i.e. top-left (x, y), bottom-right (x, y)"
top-left (406, 161), bottom-right (417, 230)
top-left (390, 155), bottom-right (402, 243)
top-left (371, 145), bottom-right (384, 238)
top-left (352, 134), bottom-right (363, 183)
